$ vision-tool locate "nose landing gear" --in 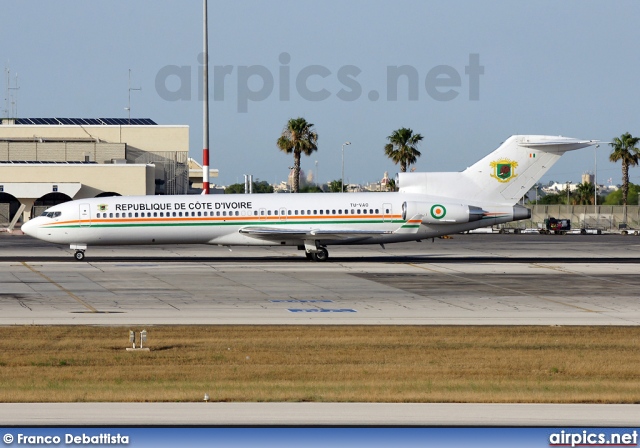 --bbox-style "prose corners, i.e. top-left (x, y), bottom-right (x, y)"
top-left (71, 244), bottom-right (88, 261)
